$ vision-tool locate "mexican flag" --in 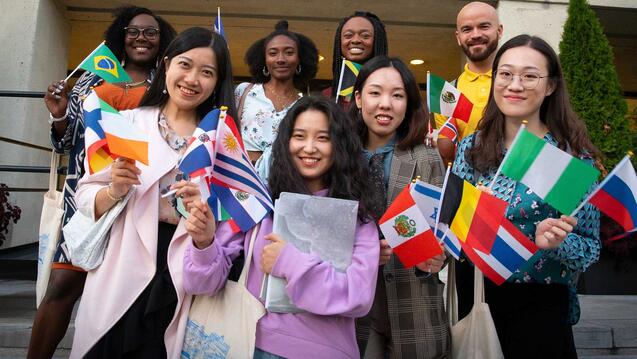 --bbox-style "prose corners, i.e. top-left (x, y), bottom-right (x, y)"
top-left (500, 128), bottom-right (600, 214)
top-left (427, 72), bottom-right (473, 123)
top-left (379, 185), bottom-right (443, 268)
